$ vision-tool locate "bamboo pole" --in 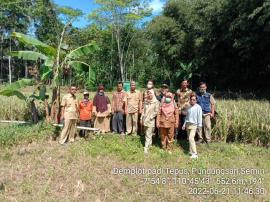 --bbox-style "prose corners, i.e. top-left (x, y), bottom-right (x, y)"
top-left (53, 124), bottom-right (100, 131)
